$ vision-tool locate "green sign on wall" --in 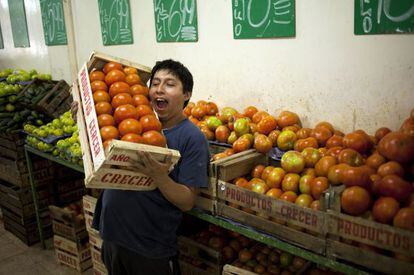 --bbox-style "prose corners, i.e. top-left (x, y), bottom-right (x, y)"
top-left (40, 0), bottom-right (68, 45)
top-left (232, 0), bottom-right (295, 39)
top-left (153, 0), bottom-right (198, 42)
top-left (8, 0), bottom-right (30, 47)
top-left (0, 23), bottom-right (4, 49)
top-left (355, 0), bottom-right (414, 34)
top-left (97, 0), bottom-right (133, 45)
